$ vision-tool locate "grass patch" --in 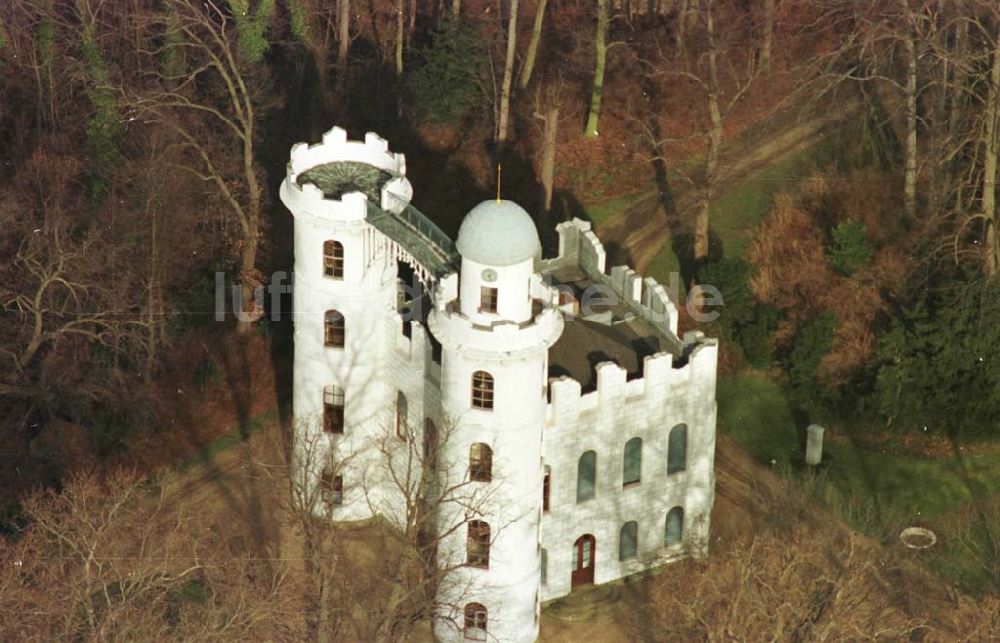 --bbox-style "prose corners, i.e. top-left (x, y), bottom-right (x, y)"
top-left (718, 372), bottom-right (1000, 594)
top-left (581, 190), bottom-right (655, 229)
